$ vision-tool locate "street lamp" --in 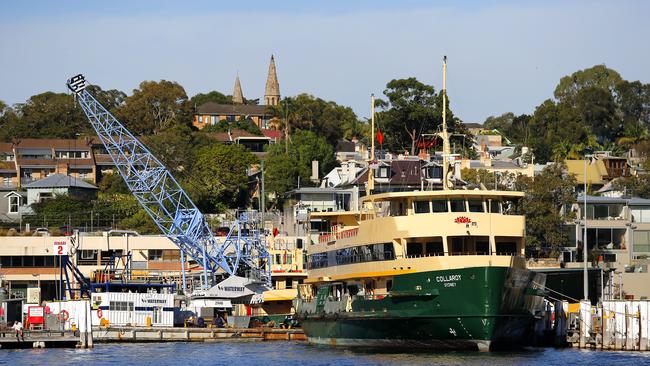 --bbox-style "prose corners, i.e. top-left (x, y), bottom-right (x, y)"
top-left (583, 152), bottom-right (594, 301)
